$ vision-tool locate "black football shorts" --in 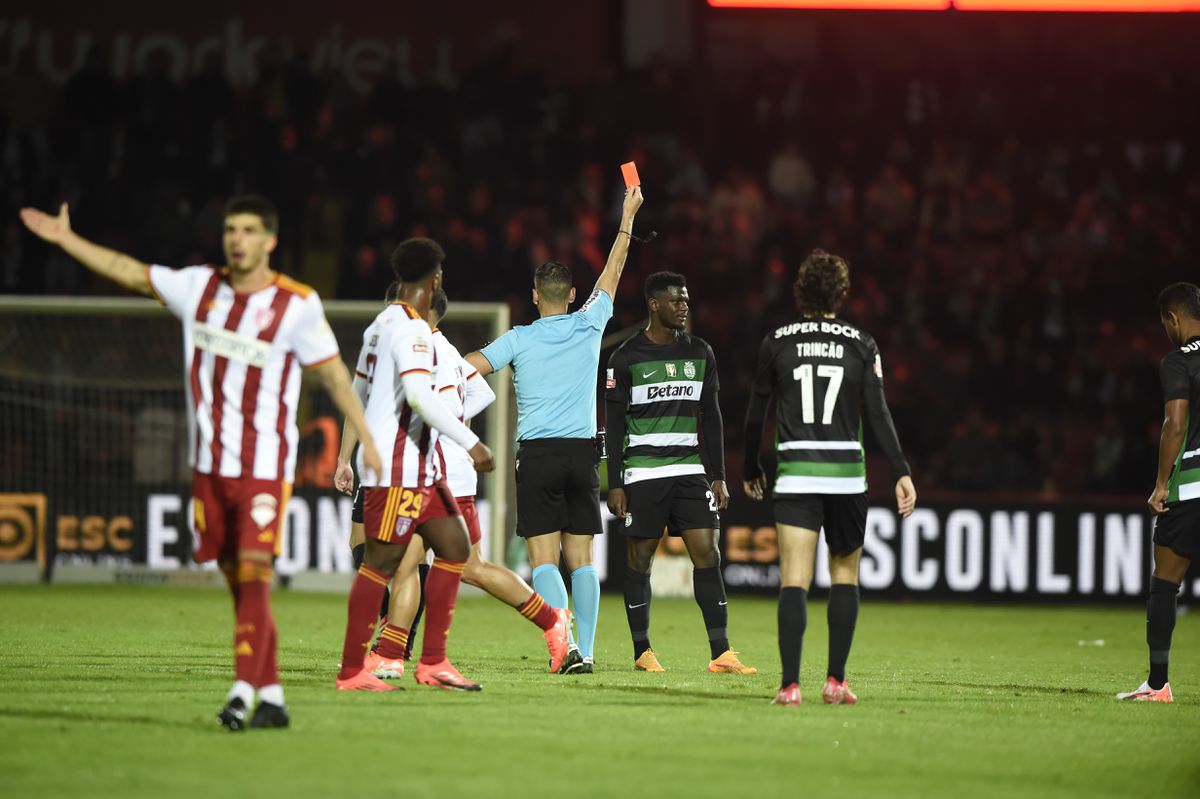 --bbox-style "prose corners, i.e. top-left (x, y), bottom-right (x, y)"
top-left (620, 474), bottom-right (719, 538)
top-left (1153, 498), bottom-right (1200, 560)
top-left (773, 493), bottom-right (867, 555)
